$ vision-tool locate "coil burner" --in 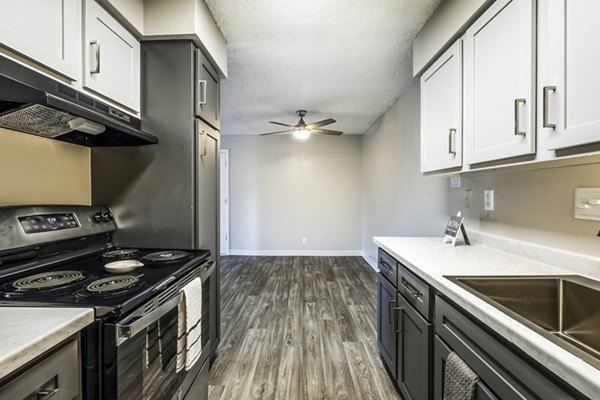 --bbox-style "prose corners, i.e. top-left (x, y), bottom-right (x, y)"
top-left (11, 271), bottom-right (86, 291)
top-left (85, 275), bottom-right (140, 295)
top-left (142, 251), bottom-right (191, 263)
top-left (102, 249), bottom-right (139, 258)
